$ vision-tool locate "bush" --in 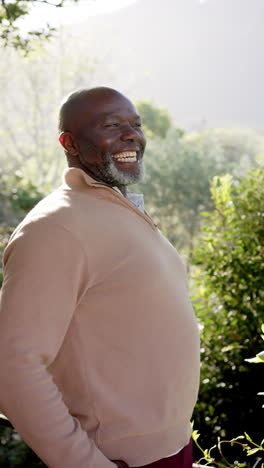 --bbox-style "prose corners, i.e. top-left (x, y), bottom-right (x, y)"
top-left (0, 426), bottom-right (46, 468)
top-left (192, 166), bottom-right (264, 460)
